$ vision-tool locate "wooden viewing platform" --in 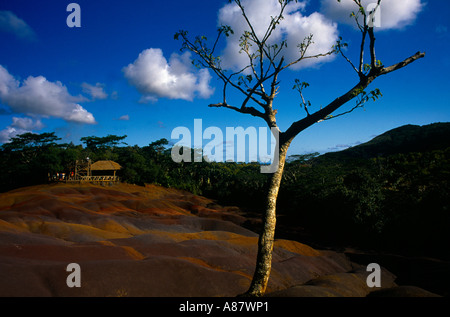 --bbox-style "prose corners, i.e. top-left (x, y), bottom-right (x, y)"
top-left (66, 175), bottom-right (120, 184)
top-left (65, 160), bottom-right (122, 185)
